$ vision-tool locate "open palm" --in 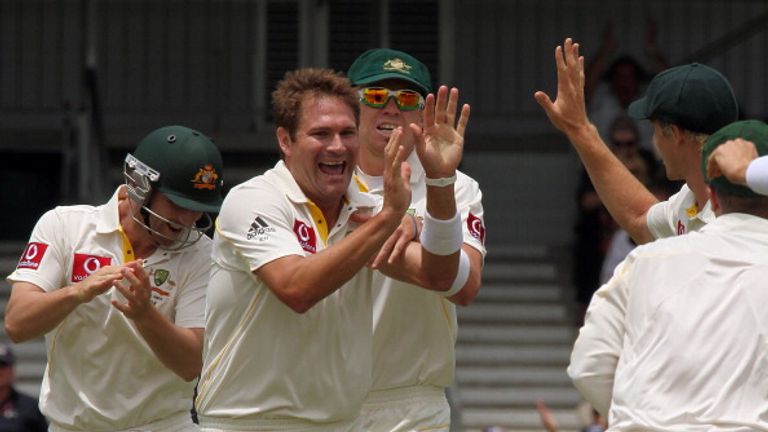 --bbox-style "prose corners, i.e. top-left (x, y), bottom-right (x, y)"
top-left (413, 85), bottom-right (470, 178)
